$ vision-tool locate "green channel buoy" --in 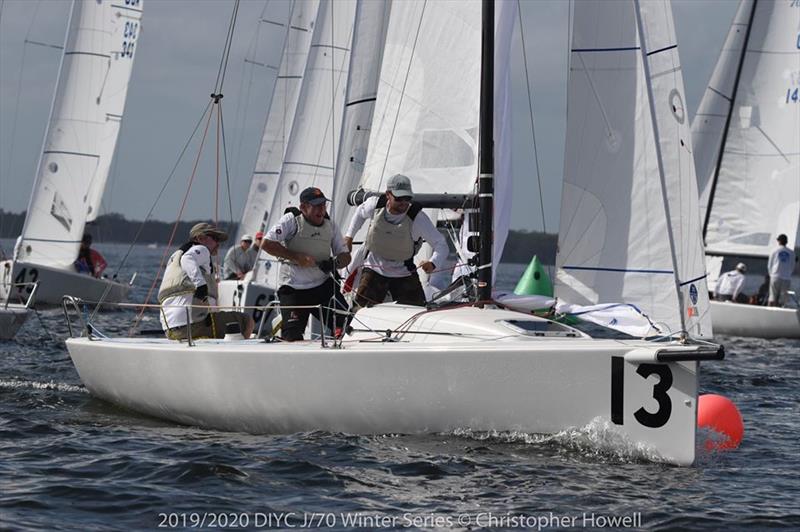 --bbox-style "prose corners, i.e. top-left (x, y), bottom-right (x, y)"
top-left (513, 255), bottom-right (553, 297)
